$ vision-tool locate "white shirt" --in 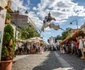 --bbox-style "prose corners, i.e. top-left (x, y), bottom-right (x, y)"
top-left (79, 39), bottom-right (83, 49)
